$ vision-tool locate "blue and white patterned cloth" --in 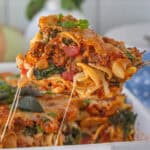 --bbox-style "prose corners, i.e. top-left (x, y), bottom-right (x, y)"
top-left (126, 52), bottom-right (150, 108)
